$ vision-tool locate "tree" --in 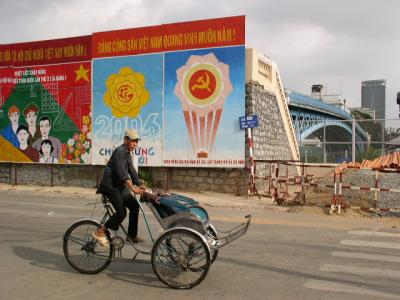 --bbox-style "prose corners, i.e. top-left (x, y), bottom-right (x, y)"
top-left (351, 110), bottom-right (383, 143)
